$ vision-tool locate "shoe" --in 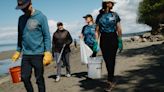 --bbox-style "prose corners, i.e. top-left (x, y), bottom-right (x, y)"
top-left (104, 81), bottom-right (116, 92)
top-left (66, 74), bottom-right (71, 78)
top-left (55, 76), bottom-right (60, 82)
